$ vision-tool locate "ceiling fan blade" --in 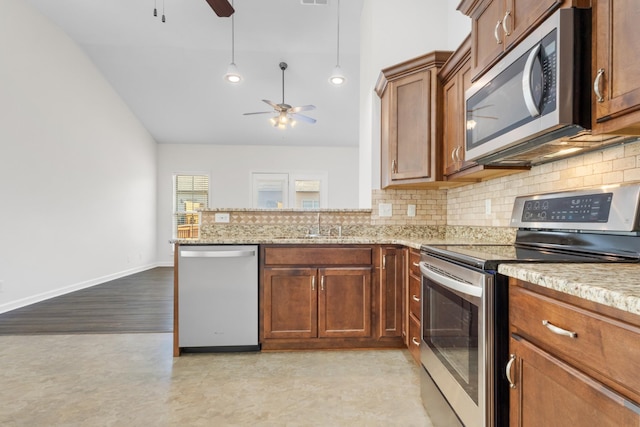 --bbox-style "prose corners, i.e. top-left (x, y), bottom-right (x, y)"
top-left (243, 111), bottom-right (273, 115)
top-left (262, 99), bottom-right (281, 110)
top-left (204, 0), bottom-right (234, 17)
top-left (289, 105), bottom-right (316, 114)
top-left (291, 113), bottom-right (317, 124)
